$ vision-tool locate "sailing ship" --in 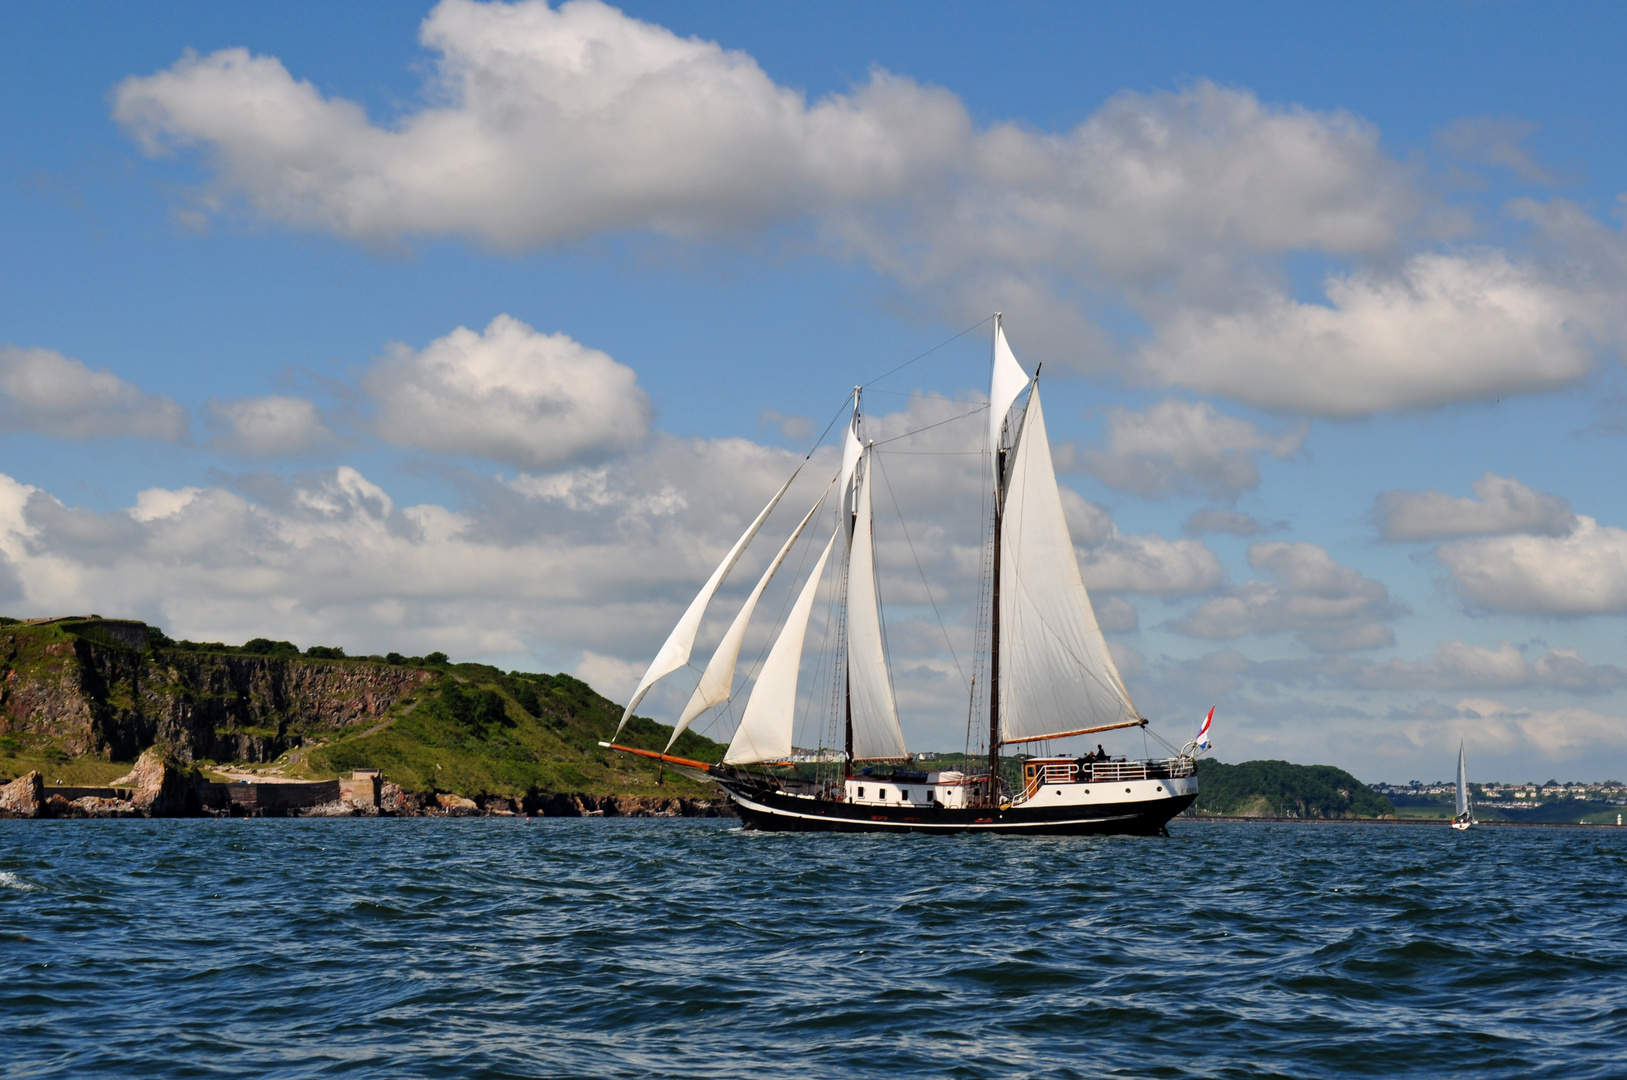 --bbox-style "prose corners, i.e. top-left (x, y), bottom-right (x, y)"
top-left (603, 316), bottom-right (1202, 834)
top-left (1451, 742), bottom-right (1475, 831)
